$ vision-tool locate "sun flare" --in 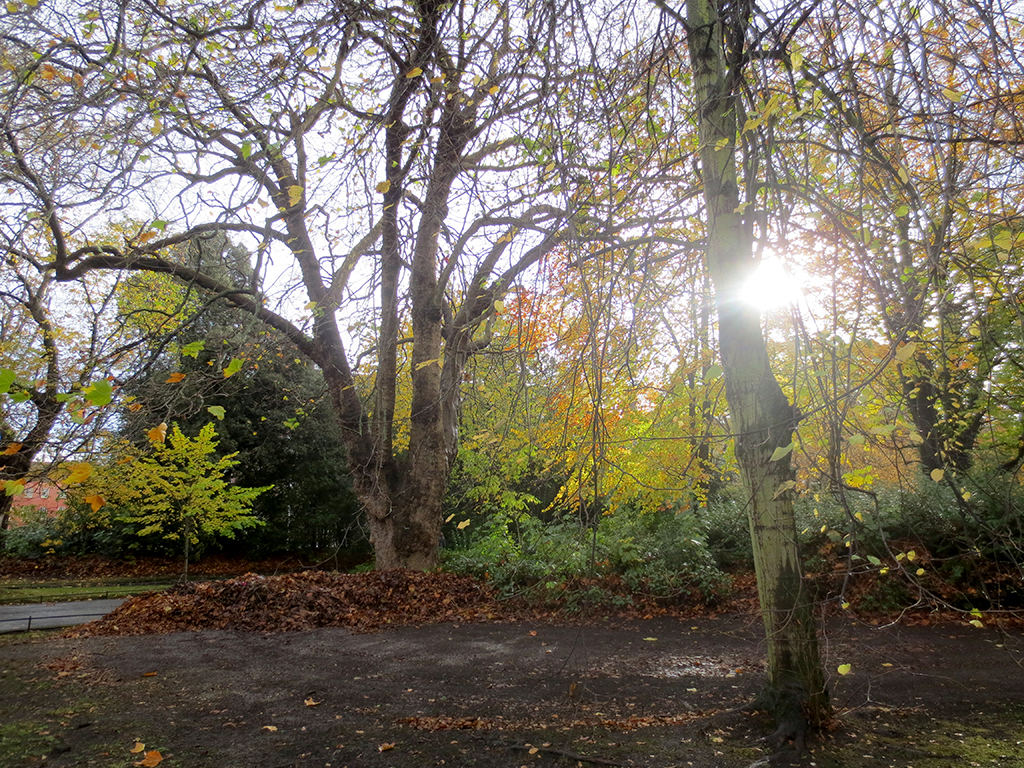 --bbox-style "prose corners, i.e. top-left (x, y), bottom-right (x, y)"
top-left (740, 257), bottom-right (804, 311)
